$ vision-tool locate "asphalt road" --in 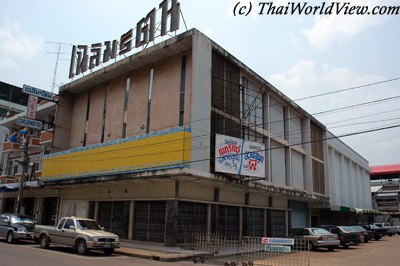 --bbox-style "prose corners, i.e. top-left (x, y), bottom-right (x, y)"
top-left (1, 235), bottom-right (400, 266)
top-left (307, 234), bottom-right (400, 266)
